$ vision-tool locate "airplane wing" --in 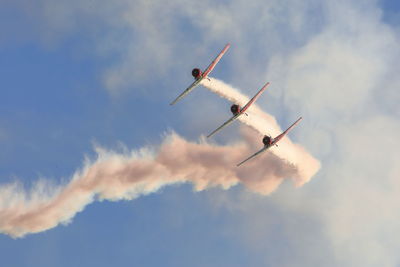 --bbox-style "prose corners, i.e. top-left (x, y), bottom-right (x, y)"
top-left (237, 146), bottom-right (269, 167)
top-left (207, 113), bottom-right (240, 138)
top-left (201, 43), bottom-right (230, 78)
top-left (272, 117), bottom-right (303, 145)
top-left (207, 82), bottom-right (269, 138)
top-left (240, 82), bottom-right (270, 113)
top-left (237, 117), bottom-right (302, 167)
top-left (170, 78), bottom-right (202, 105)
